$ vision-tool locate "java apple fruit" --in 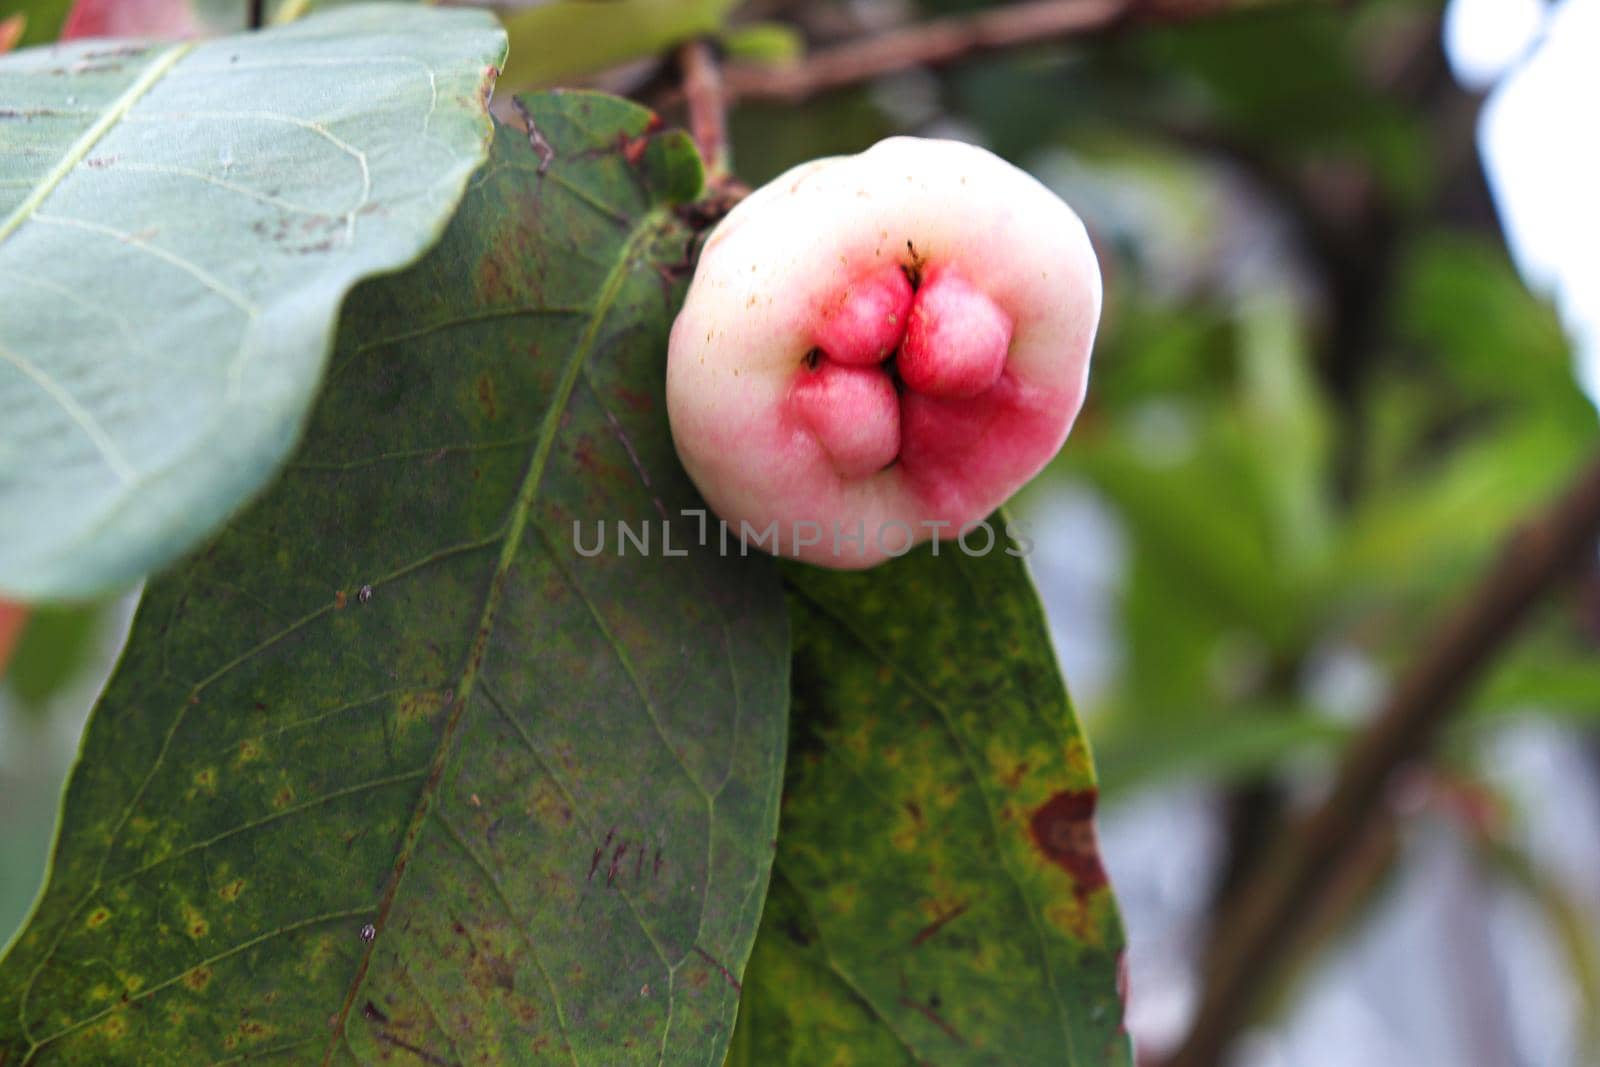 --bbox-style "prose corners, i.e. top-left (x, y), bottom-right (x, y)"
top-left (666, 136), bottom-right (1100, 568)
